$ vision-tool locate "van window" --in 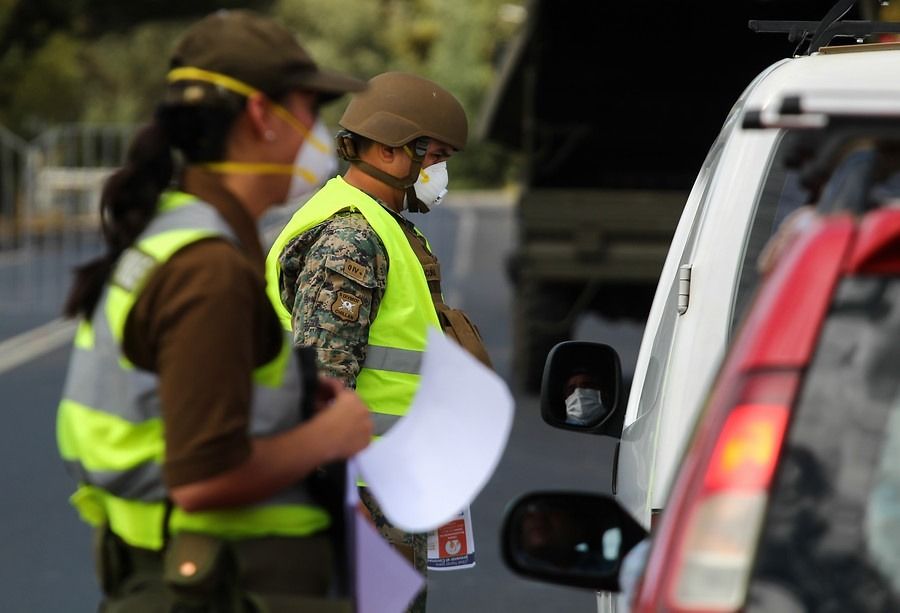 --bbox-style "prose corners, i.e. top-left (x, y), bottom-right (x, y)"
top-left (732, 137), bottom-right (900, 332)
top-left (730, 133), bottom-right (810, 332)
top-left (746, 277), bottom-right (900, 611)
